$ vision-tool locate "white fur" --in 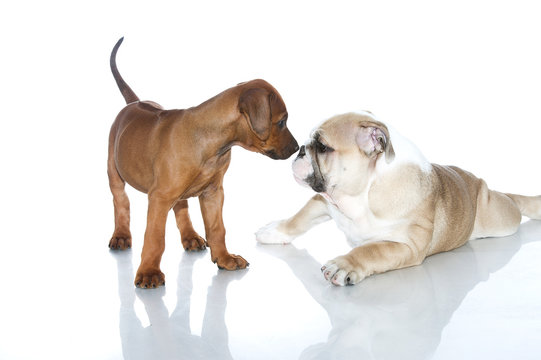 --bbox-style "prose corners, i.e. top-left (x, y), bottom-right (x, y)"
top-left (255, 221), bottom-right (295, 244)
top-left (259, 111), bottom-right (434, 286)
top-left (379, 122), bottom-right (432, 174)
top-left (326, 197), bottom-right (403, 247)
top-left (320, 113), bottom-right (420, 248)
